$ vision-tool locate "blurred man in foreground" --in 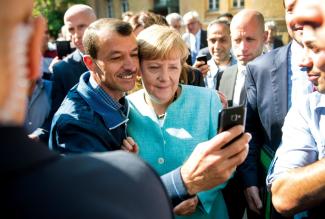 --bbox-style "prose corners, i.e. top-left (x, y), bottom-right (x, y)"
top-left (0, 1), bottom-right (250, 217)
